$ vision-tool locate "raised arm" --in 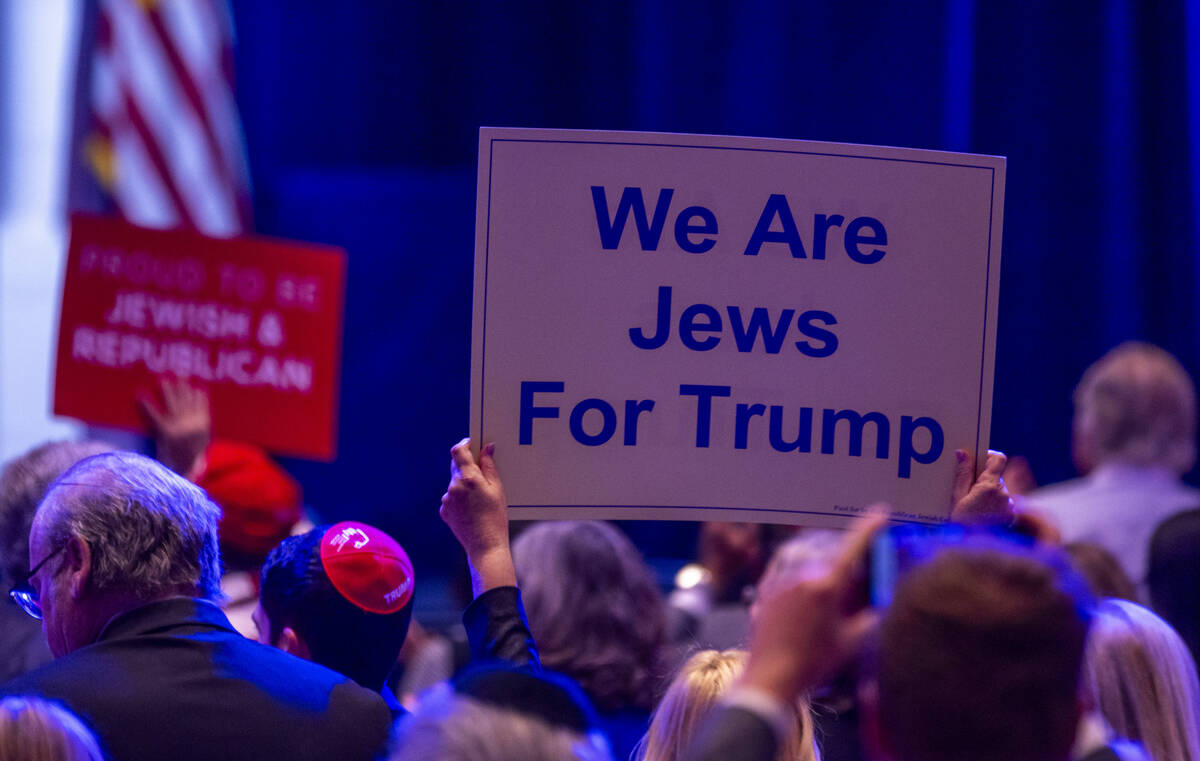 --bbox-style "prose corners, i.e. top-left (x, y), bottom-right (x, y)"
top-left (440, 438), bottom-right (539, 668)
top-left (441, 439), bottom-right (517, 596)
top-left (684, 512), bottom-right (887, 761)
top-left (138, 377), bottom-right (211, 480)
